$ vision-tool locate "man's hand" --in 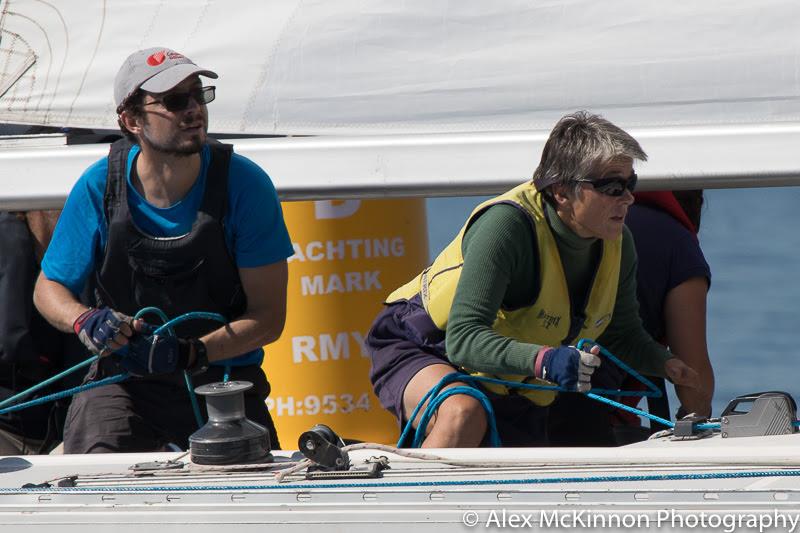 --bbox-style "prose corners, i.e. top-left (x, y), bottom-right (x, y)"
top-left (73, 307), bottom-right (142, 356)
top-left (535, 344), bottom-right (602, 392)
top-left (123, 332), bottom-right (200, 376)
top-left (664, 357), bottom-right (701, 389)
